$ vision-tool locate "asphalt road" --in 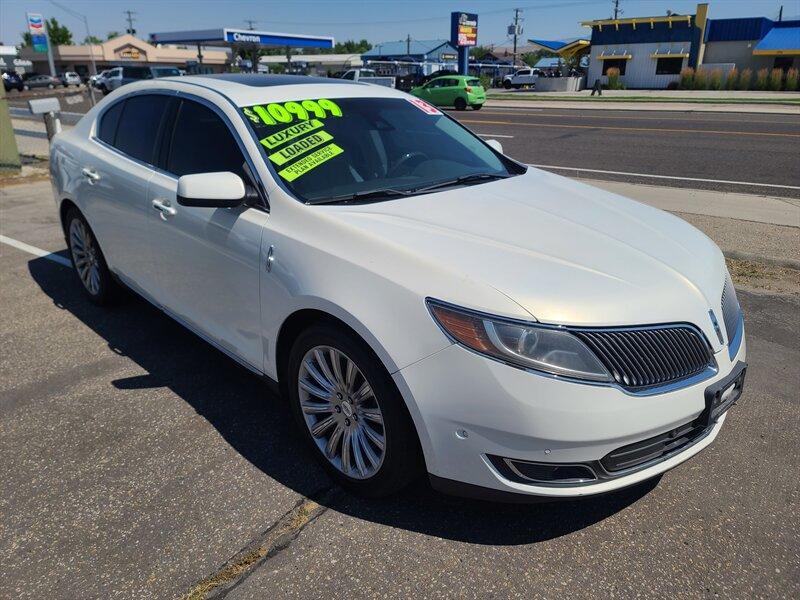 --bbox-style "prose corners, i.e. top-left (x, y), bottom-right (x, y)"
top-left (450, 106), bottom-right (800, 198)
top-left (1, 180), bottom-right (799, 598)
